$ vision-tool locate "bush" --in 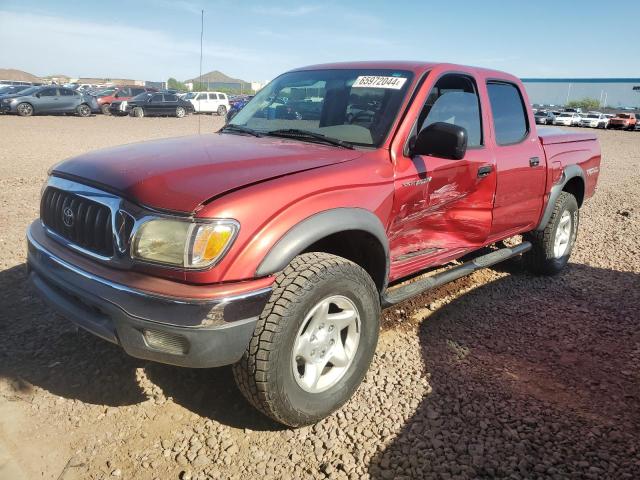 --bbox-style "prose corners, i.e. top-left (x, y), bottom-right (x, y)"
top-left (566, 98), bottom-right (601, 110)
